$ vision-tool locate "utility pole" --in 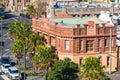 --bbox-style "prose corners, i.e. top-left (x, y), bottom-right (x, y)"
top-left (109, 27), bottom-right (112, 74)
